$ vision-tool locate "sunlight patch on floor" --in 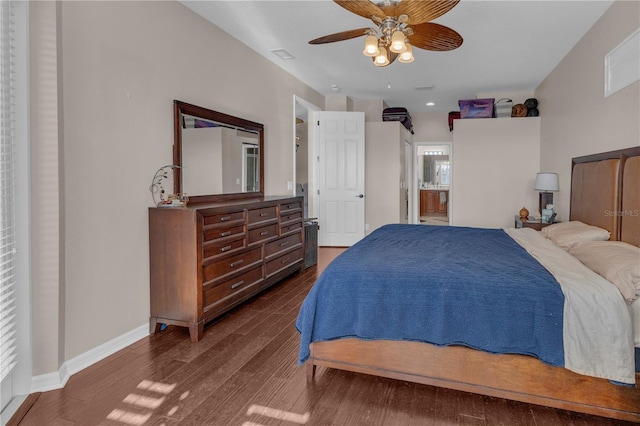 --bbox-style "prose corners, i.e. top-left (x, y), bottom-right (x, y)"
top-left (106, 409), bottom-right (152, 425)
top-left (122, 393), bottom-right (165, 409)
top-left (105, 379), bottom-right (179, 425)
top-left (243, 404), bottom-right (310, 425)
